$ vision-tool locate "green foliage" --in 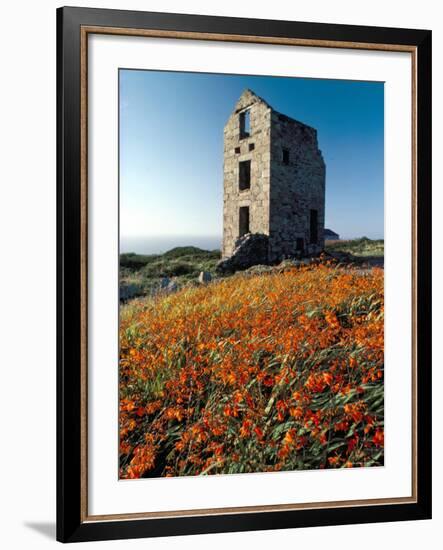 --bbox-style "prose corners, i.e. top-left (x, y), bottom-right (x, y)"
top-left (163, 246), bottom-right (220, 259)
top-left (120, 252), bottom-right (160, 269)
top-left (119, 247), bottom-right (222, 299)
top-left (325, 237), bottom-right (384, 258)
